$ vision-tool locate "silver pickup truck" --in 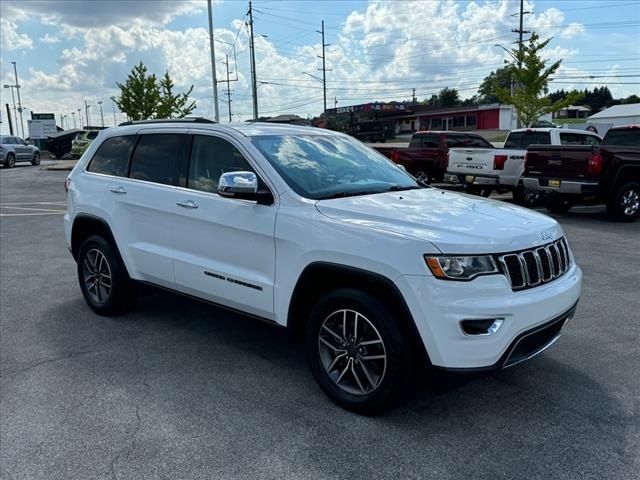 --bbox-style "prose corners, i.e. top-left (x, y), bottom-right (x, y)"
top-left (444, 128), bottom-right (601, 202)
